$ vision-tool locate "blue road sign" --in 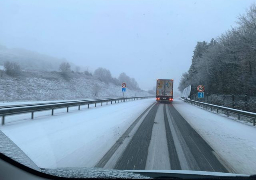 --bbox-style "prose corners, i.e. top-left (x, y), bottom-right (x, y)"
top-left (198, 92), bottom-right (204, 98)
top-left (122, 88), bottom-right (126, 92)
